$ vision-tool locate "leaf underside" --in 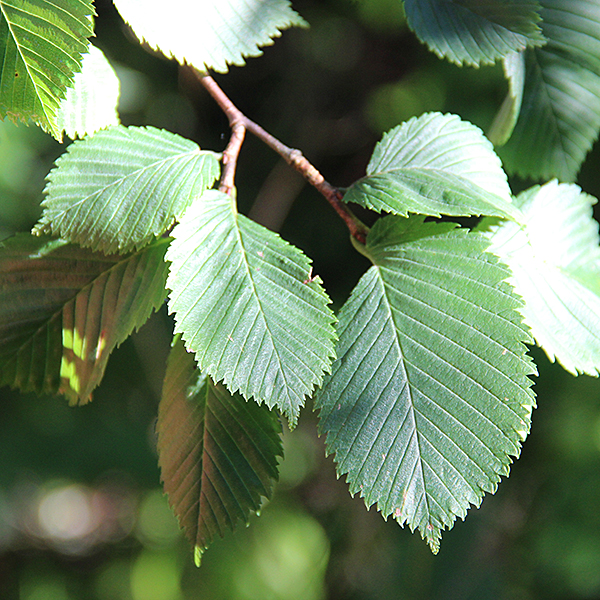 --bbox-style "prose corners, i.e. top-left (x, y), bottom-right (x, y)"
top-left (0, 0), bottom-right (95, 139)
top-left (0, 234), bottom-right (169, 403)
top-left (498, 0), bottom-right (600, 181)
top-left (316, 216), bottom-right (536, 552)
top-left (403, 0), bottom-right (544, 67)
top-left (35, 125), bottom-right (220, 254)
top-left (487, 180), bottom-right (600, 375)
top-left (56, 44), bottom-right (121, 140)
top-left (488, 51), bottom-right (526, 146)
top-left (158, 337), bottom-right (282, 554)
top-left (344, 112), bottom-right (521, 223)
top-left (166, 190), bottom-right (337, 426)
top-left (112, 0), bottom-right (307, 74)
